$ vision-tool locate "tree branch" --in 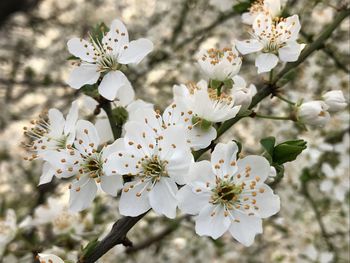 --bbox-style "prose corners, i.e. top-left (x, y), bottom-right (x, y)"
top-left (78, 8), bottom-right (350, 263)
